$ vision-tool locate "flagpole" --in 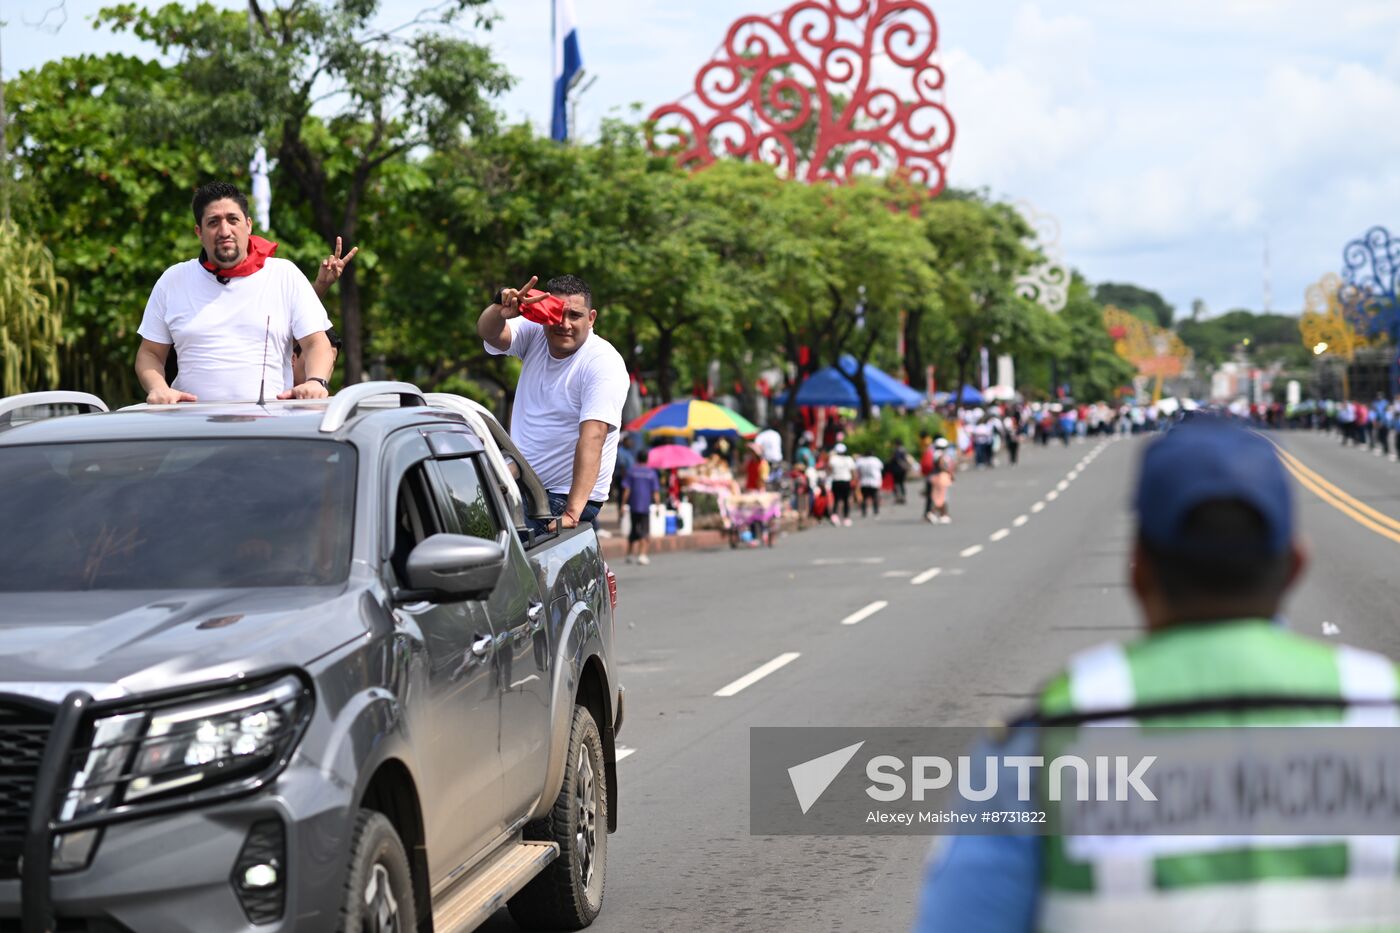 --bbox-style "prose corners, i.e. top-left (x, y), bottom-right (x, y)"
top-left (551, 0), bottom-right (557, 137)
